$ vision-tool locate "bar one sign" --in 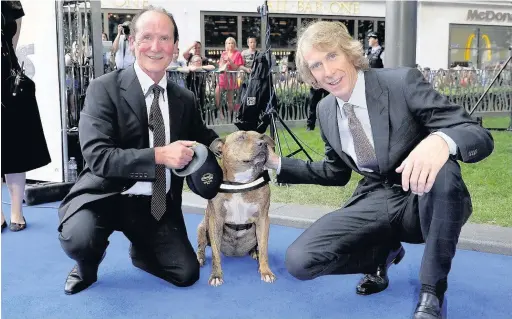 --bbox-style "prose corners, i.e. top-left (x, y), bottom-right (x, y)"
top-left (268, 1), bottom-right (360, 15)
top-left (467, 9), bottom-right (512, 23)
